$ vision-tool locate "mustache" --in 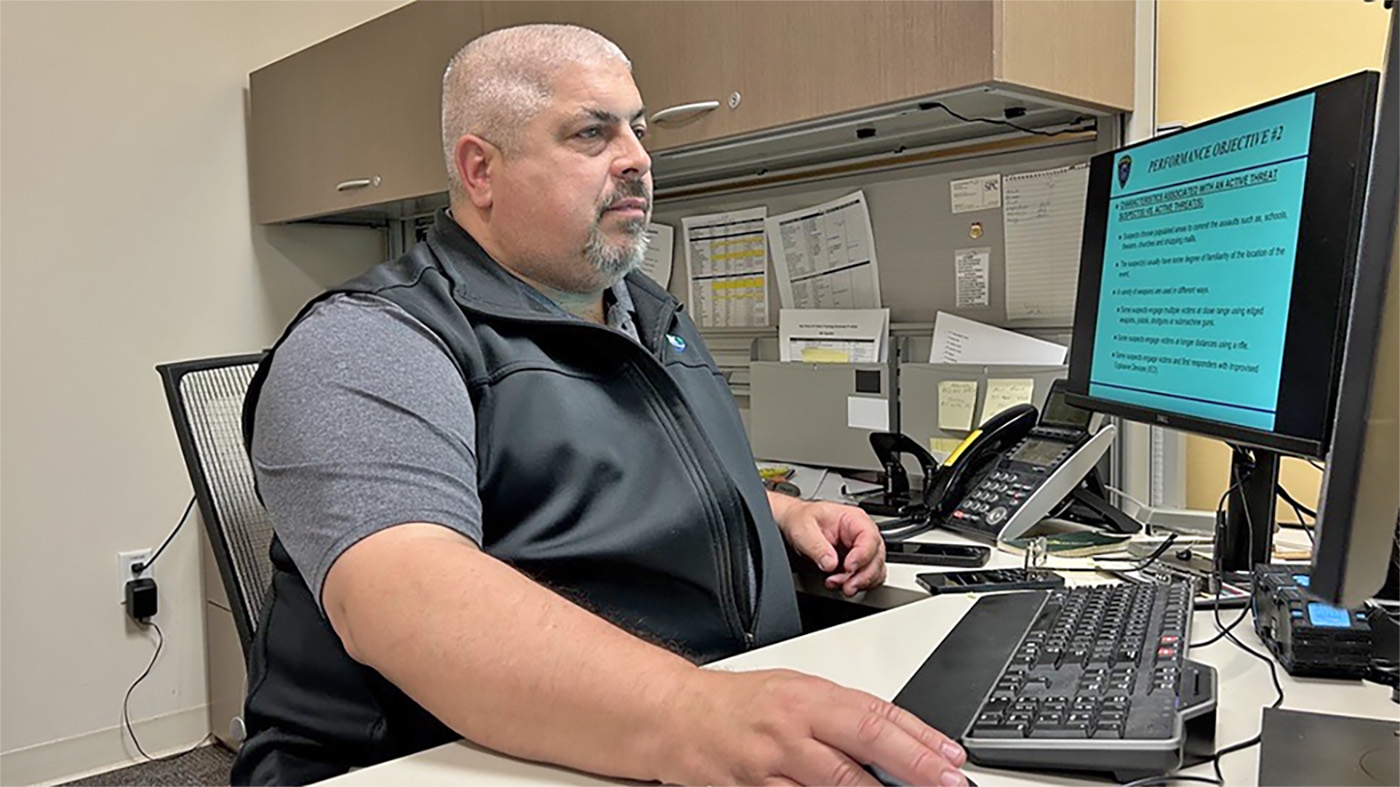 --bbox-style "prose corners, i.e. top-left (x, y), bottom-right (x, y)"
top-left (600, 180), bottom-right (652, 216)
